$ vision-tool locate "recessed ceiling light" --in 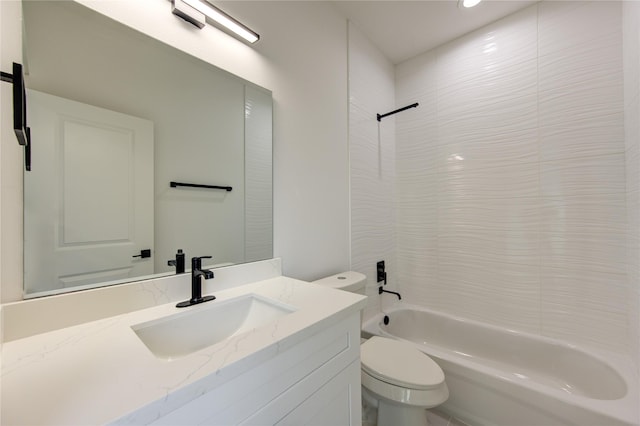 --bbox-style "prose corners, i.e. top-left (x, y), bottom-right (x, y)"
top-left (458, 0), bottom-right (483, 8)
